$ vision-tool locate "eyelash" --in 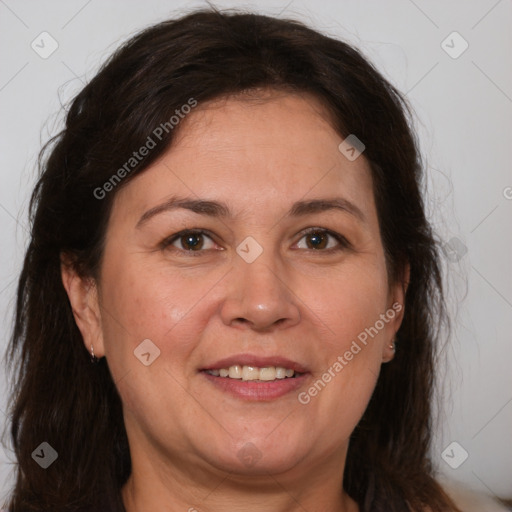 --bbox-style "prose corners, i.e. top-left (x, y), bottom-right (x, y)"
top-left (160, 227), bottom-right (351, 256)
